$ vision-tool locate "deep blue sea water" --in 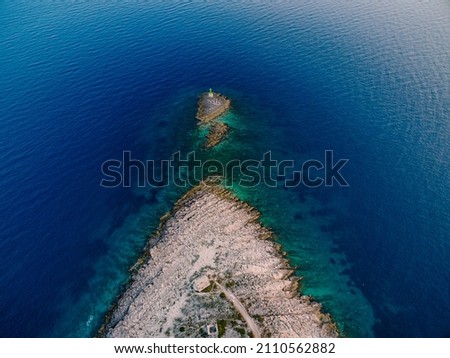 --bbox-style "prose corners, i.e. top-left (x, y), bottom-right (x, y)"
top-left (1, 1), bottom-right (449, 337)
